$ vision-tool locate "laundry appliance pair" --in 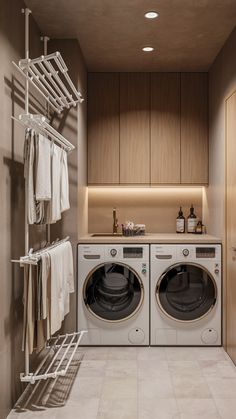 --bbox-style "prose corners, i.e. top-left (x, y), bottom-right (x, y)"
top-left (78, 243), bottom-right (221, 346)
